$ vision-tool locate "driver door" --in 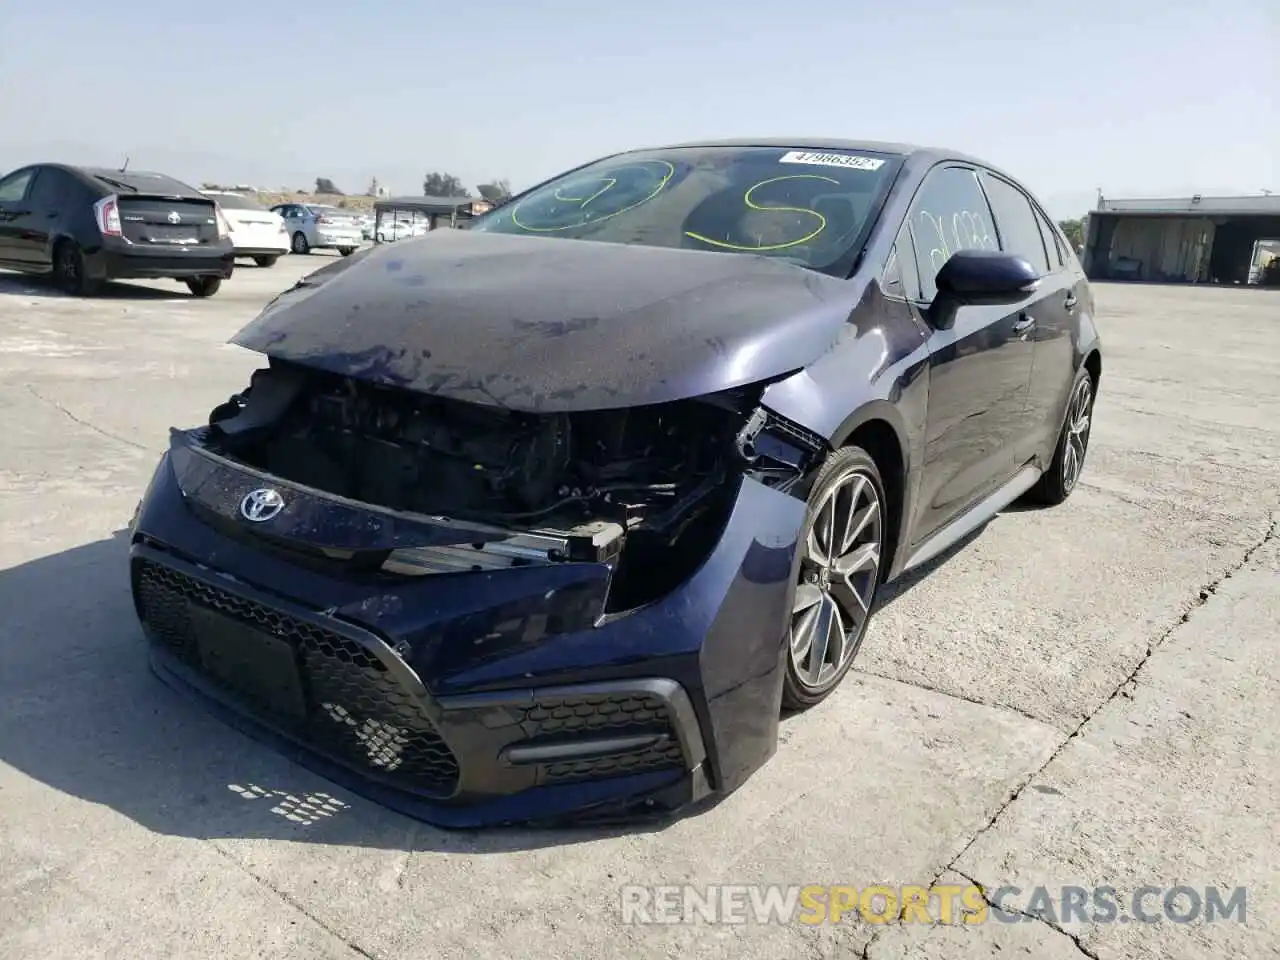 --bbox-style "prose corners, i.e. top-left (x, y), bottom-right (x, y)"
top-left (900, 165), bottom-right (1036, 544)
